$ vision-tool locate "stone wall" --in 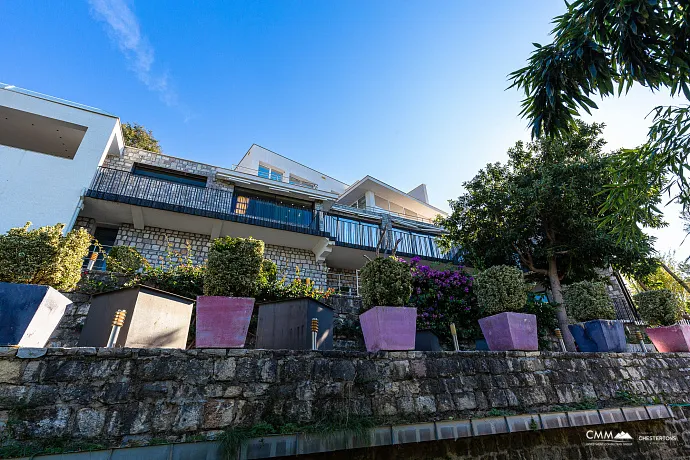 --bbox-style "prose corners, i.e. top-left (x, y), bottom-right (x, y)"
top-left (103, 147), bottom-right (234, 191)
top-left (109, 224), bottom-right (328, 286)
top-left (265, 244), bottom-right (328, 287)
top-left (3, 349), bottom-right (690, 449)
top-left (113, 224), bottom-right (211, 267)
